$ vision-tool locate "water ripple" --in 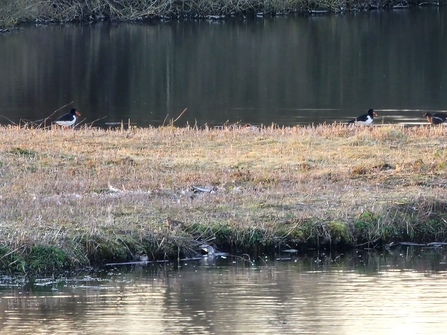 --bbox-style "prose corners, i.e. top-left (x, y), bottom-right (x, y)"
top-left (1, 250), bottom-right (447, 334)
